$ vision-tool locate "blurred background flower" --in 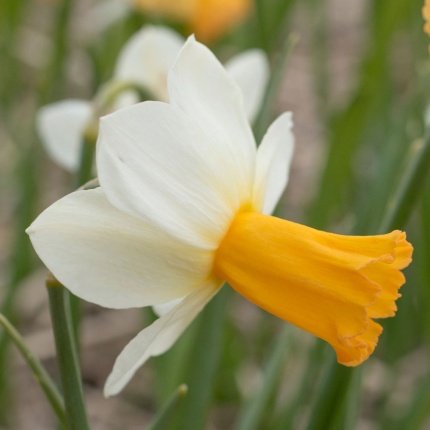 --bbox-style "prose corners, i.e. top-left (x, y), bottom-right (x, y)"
top-left (36, 25), bottom-right (268, 173)
top-left (128, 0), bottom-right (251, 41)
top-left (423, 0), bottom-right (430, 37)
